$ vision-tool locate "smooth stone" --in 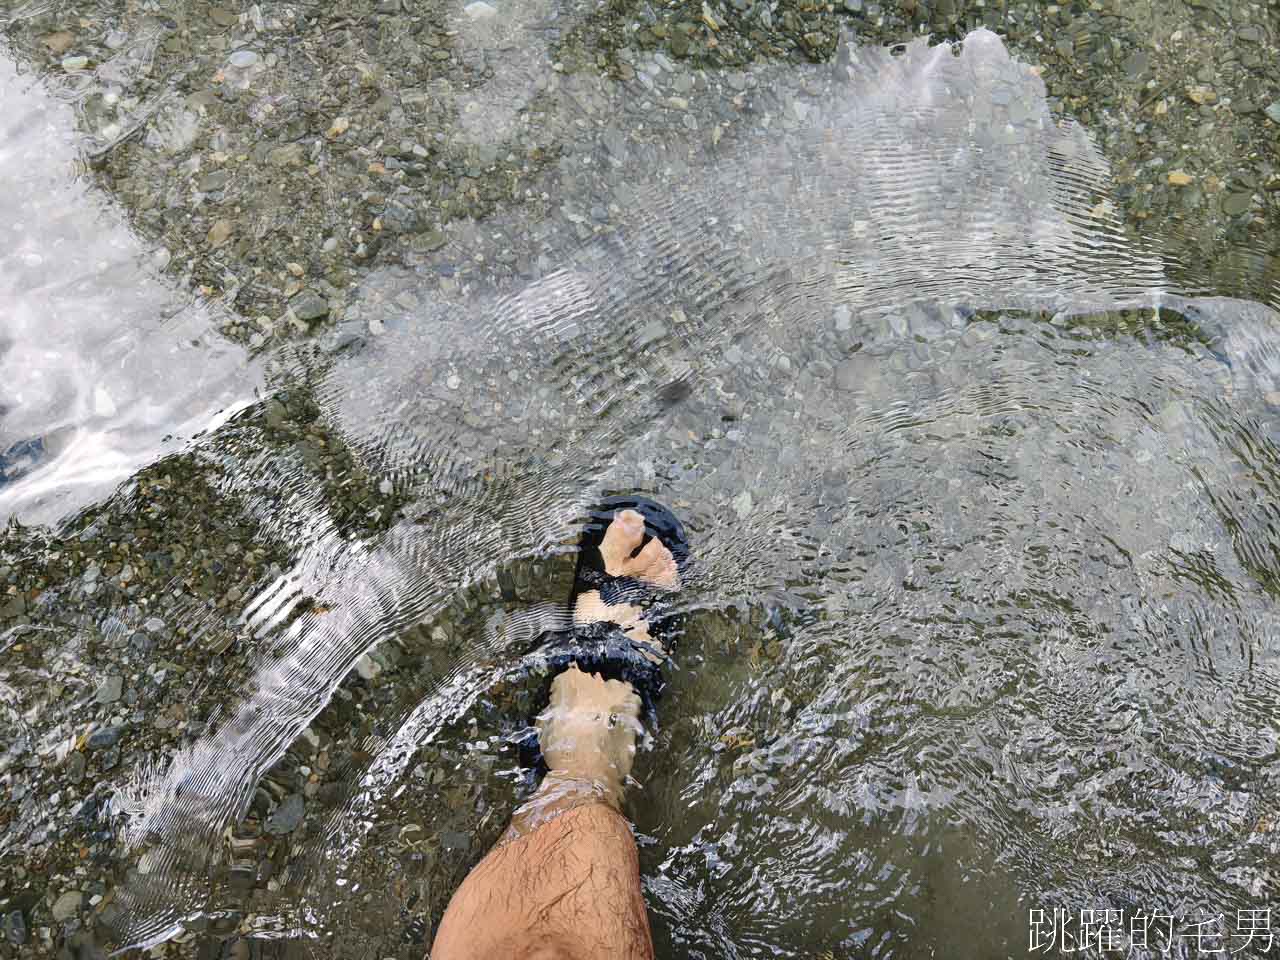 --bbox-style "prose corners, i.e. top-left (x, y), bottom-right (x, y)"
top-left (96, 675), bottom-right (123, 704)
top-left (464, 0), bottom-right (497, 17)
top-left (228, 50), bottom-right (259, 68)
top-left (1222, 193), bottom-right (1252, 216)
top-left (265, 793), bottom-right (306, 835)
top-left (87, 724), bottom-right (126, 750)
top-left (51, 891), bottom-right (82, 922)
top-left (290, 290), bottom-right (330, 322)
